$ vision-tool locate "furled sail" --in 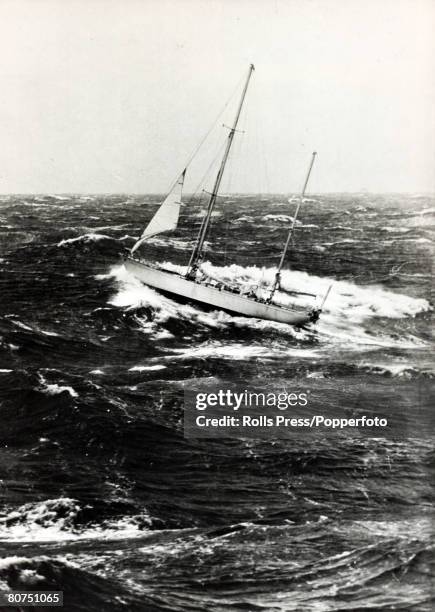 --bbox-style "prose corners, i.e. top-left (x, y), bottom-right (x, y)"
top-left (131, 169), bottom-right (186, 253)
